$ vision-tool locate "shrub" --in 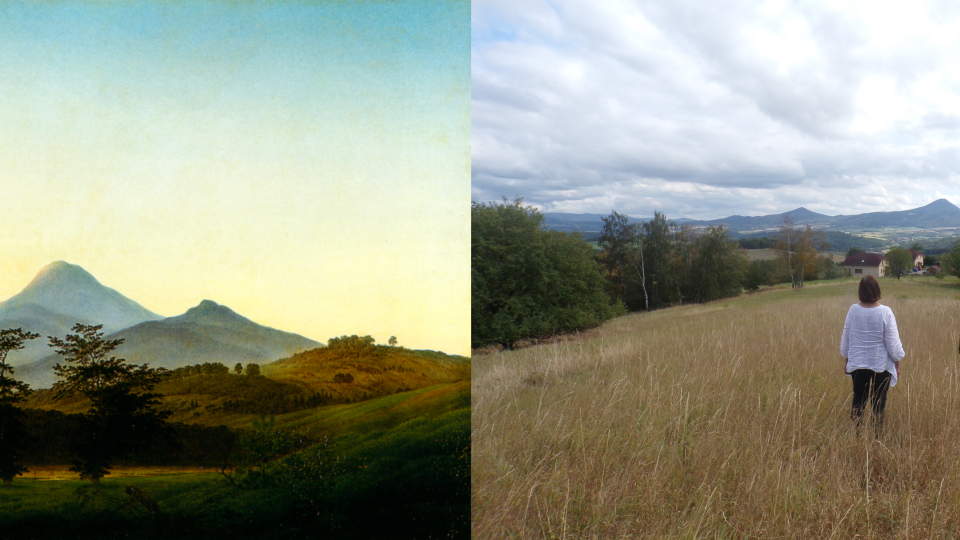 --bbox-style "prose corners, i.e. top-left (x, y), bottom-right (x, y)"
top-left (472, 198), bottom-right (623, 348)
